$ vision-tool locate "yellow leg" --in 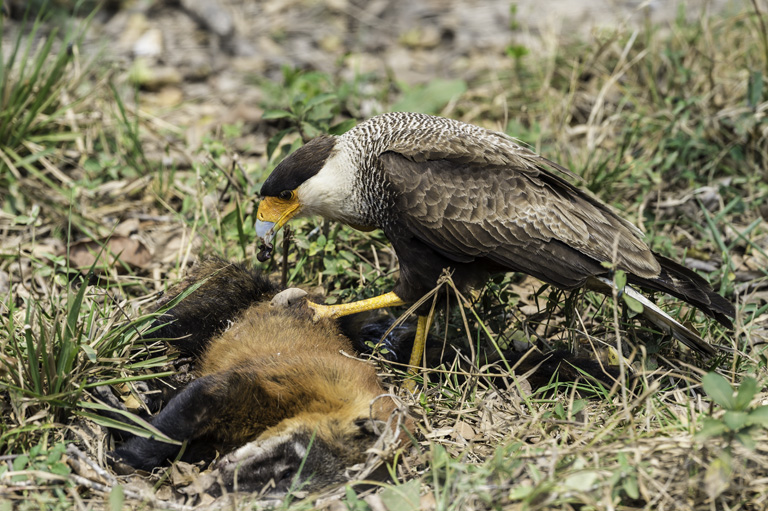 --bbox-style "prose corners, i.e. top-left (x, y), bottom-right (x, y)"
top-left (408, 315), bottom-right (430, 368)
top-left (404, 315), bottom-right (432, 392)
top-left (307, 291), bottom-right (432, 392)
top-left (307, 291), bottom-right (406, 319)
